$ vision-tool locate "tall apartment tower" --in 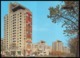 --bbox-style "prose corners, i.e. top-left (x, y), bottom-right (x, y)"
top-left (52, 40), bottom-right (63, 52)
top-left (4, 2), bottom-right (32, 56)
